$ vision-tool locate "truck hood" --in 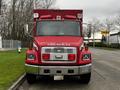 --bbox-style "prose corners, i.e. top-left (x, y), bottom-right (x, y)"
top-left (34, 36), bottom-right (83, 47)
